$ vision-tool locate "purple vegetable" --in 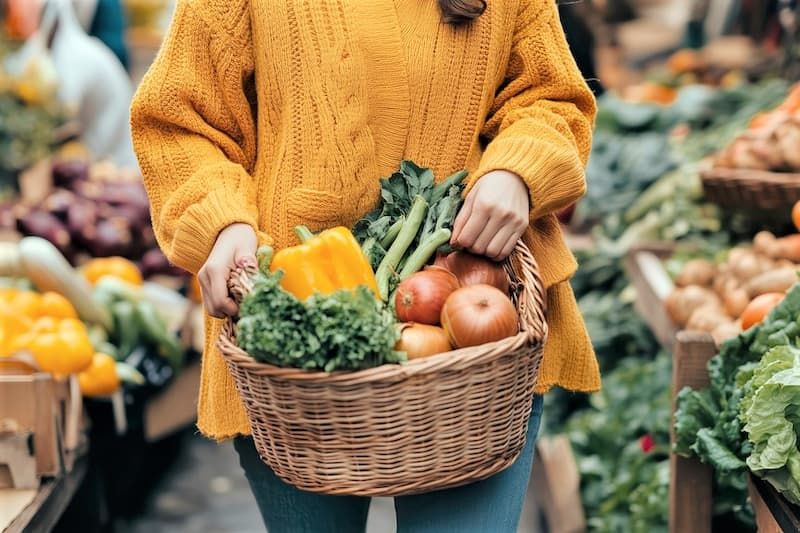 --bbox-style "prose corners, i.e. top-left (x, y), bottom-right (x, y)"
top-left (43, 189), bottom-right (76, 220)
top-left (52, 159), bottom-right (89, 187)
top-left (17, 209), bottom-right (71, 249)
top-left (66, 200), bottom-right (98, 240)
top-left (83, 218), bottom-right (133, 257)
